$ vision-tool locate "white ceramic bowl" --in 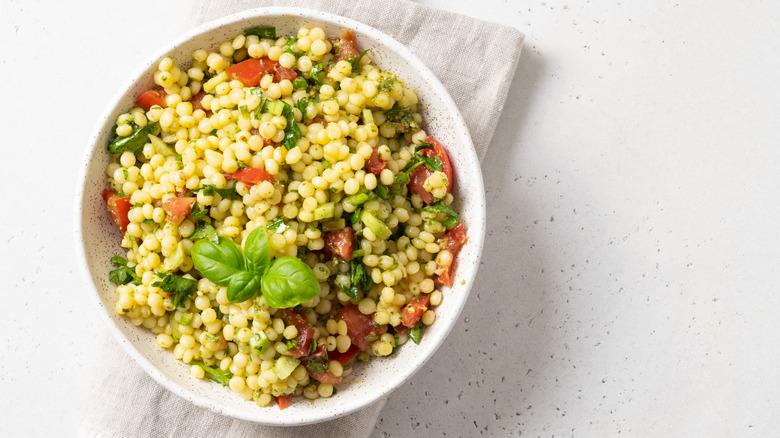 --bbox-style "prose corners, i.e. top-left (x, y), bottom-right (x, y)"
top-left (75, 7), bottom-right (485, 426)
